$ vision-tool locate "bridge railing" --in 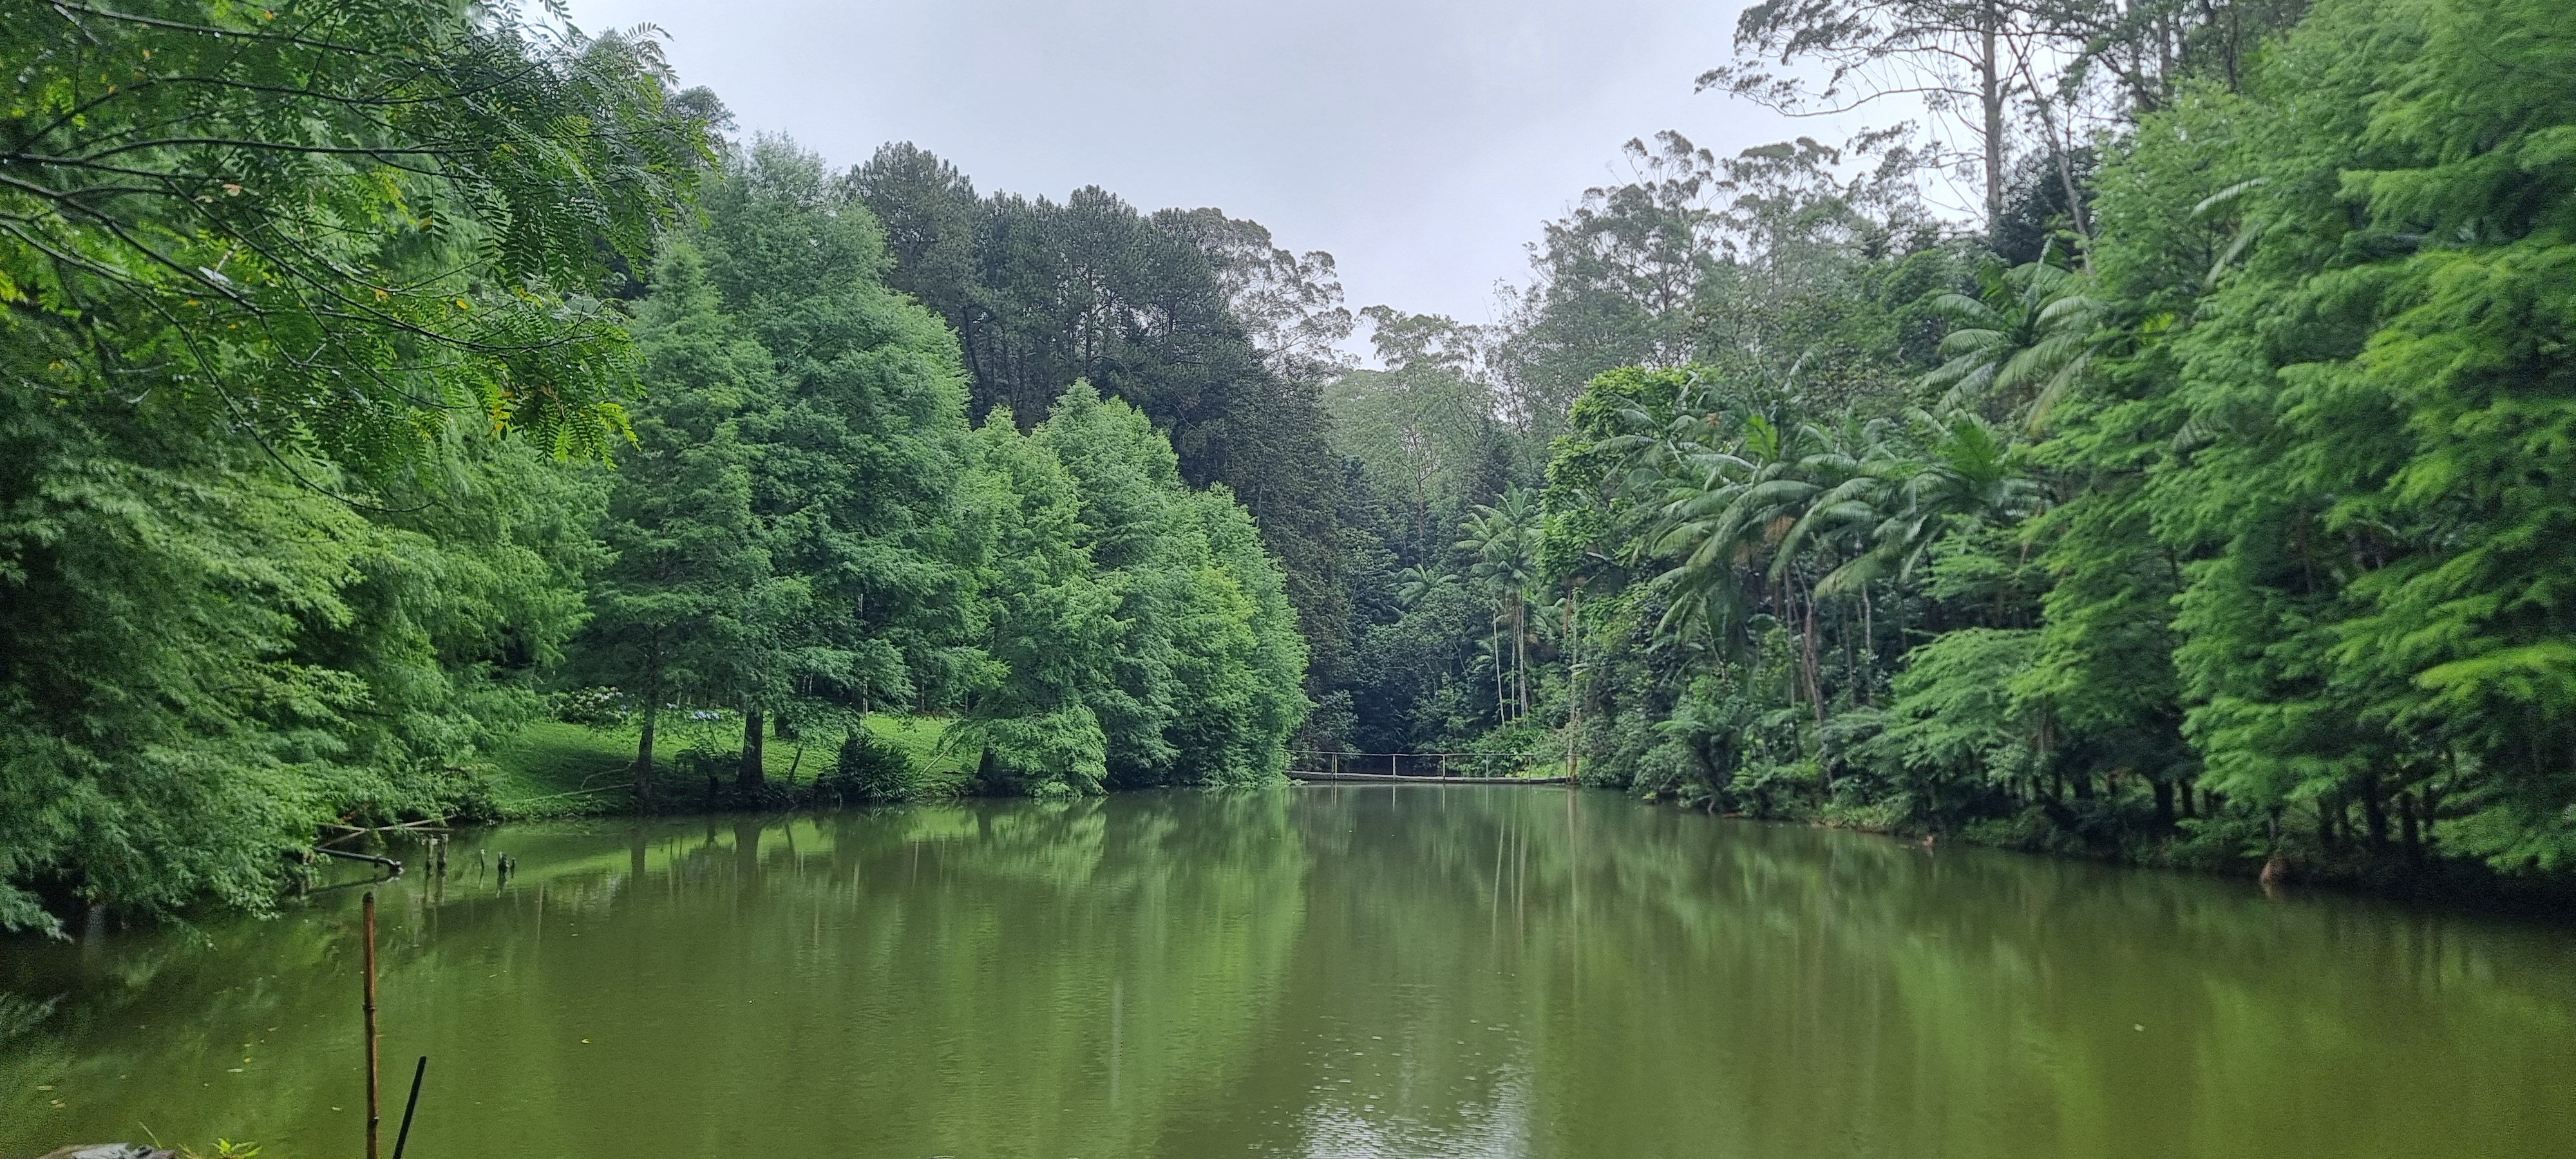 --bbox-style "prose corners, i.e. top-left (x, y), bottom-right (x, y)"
top-left (1289, 749), bottom-right (1513, 778)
